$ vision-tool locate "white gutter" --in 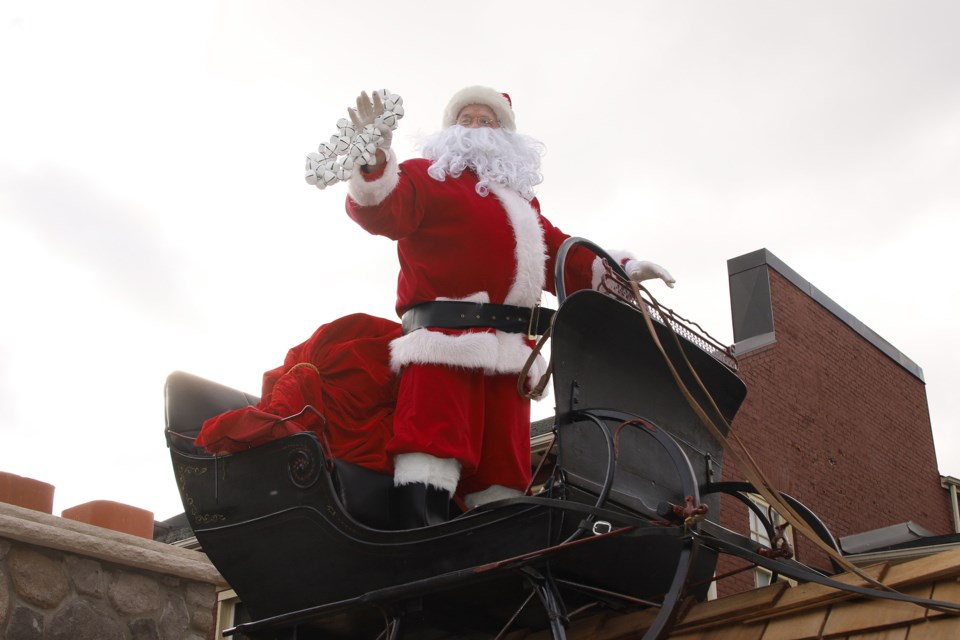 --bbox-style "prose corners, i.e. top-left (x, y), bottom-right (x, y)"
top-left (847, 540), bottom-right (960, 567)
top-left (942, 475), bottom-right (960, 534)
